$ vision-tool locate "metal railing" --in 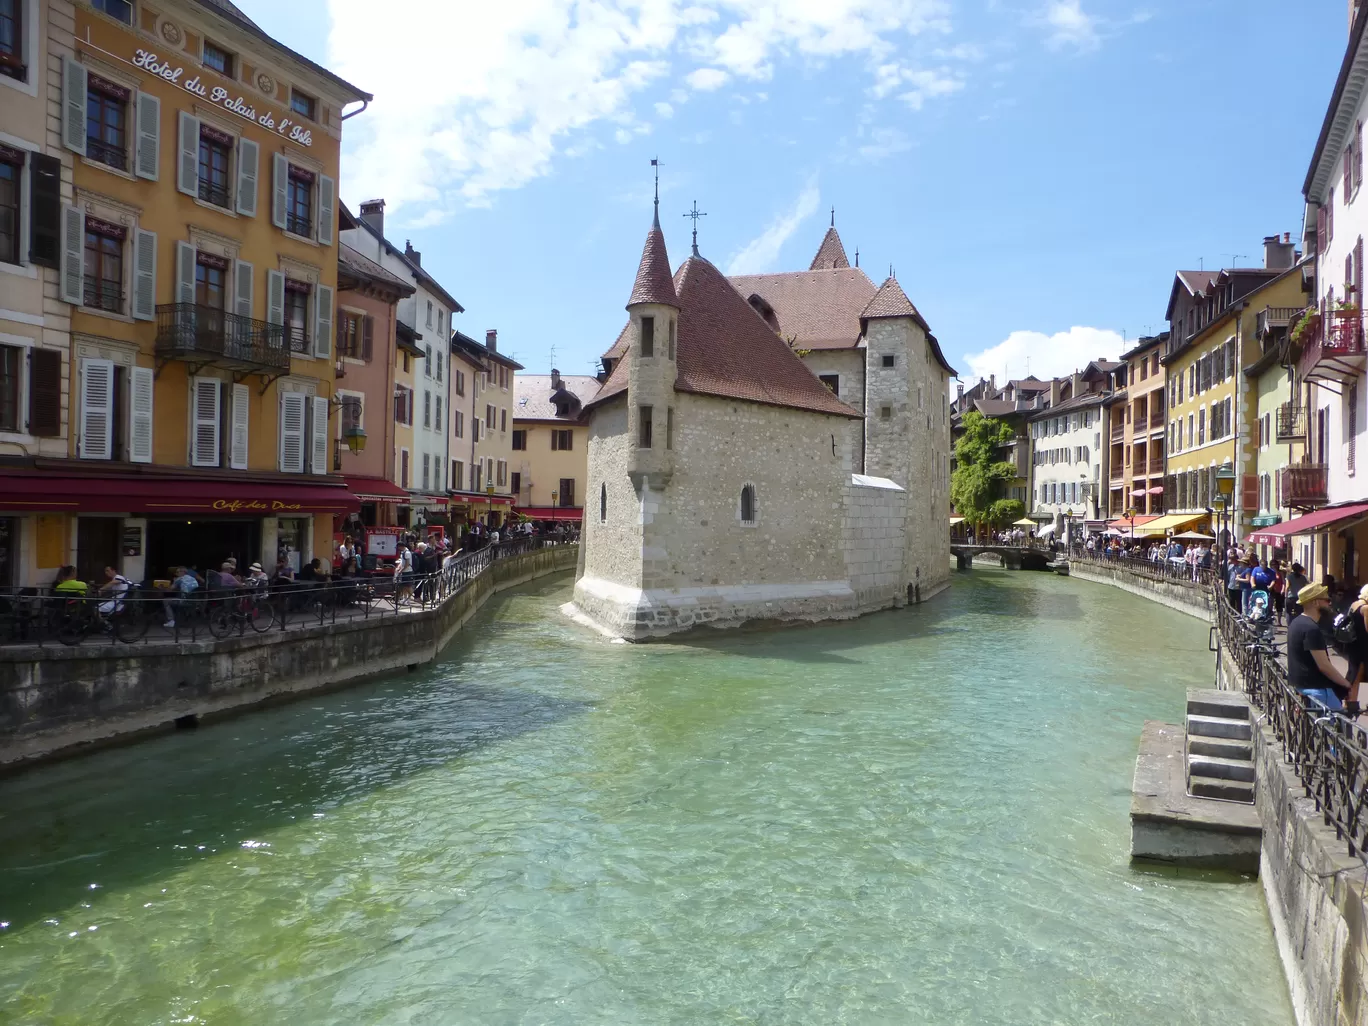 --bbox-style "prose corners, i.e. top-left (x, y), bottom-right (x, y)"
top-left (83, 280), bottom-right (123, 313)
top-left (1279, 463), bottom-right (1328, 509)
top-left (197, 178), bottom-right (232, 209)
top-left (1069, 551), bottom-right (1218, 588)
top-left (155, 303), bottom-right (290, 372)
top-left (1213, 586), bottom-right (1368, 859)
top-left (286, 212), bottom-right (313, 237)
top-left (87, 138), bottom-right (126, 171)
top-left (1276, 402), bottom-right (1307, 441)
top-left (0, 536), bottom-right (575, 651)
